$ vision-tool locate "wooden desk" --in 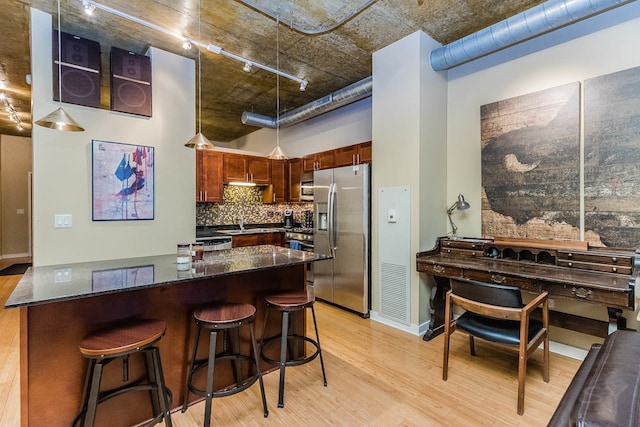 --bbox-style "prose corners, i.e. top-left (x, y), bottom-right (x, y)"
top-left (6, 246), bottom-right (329, 427)
top-left (417, 237), bottom-right (638, 341)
